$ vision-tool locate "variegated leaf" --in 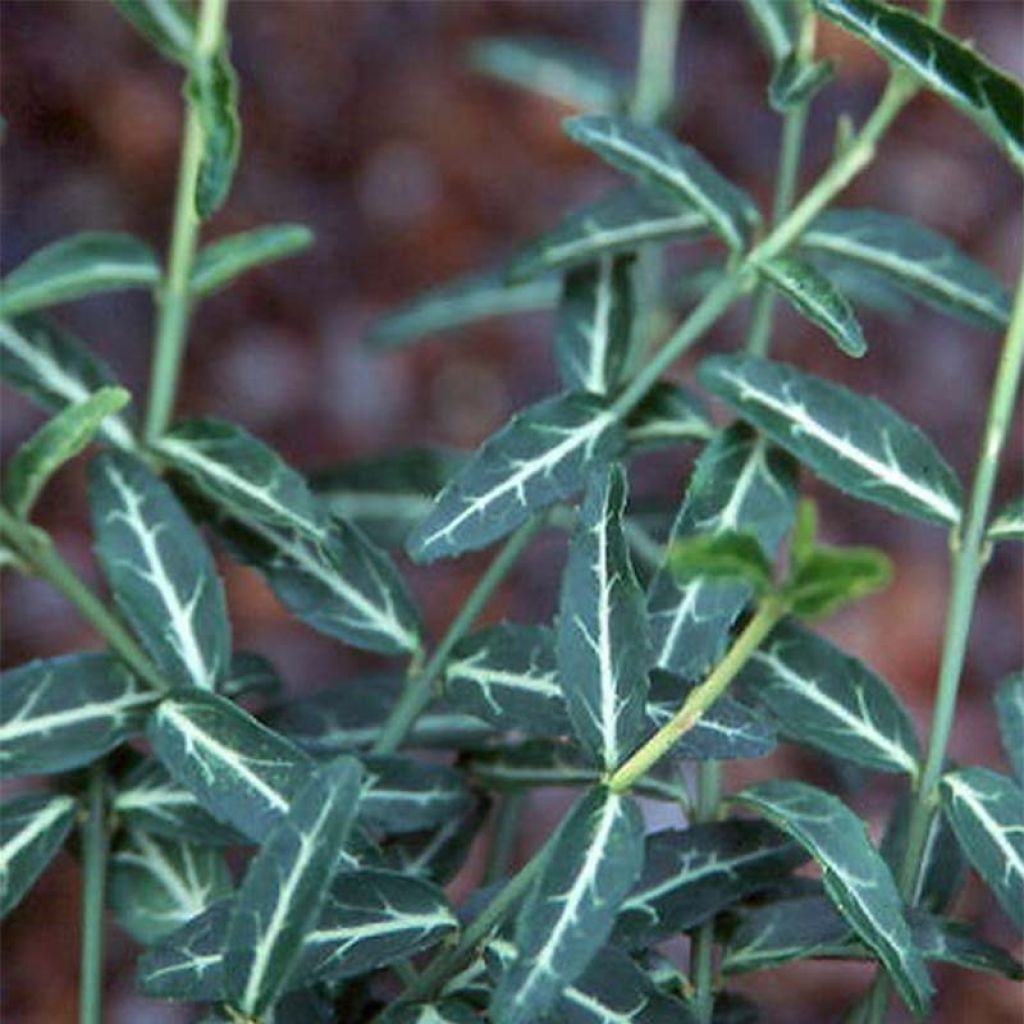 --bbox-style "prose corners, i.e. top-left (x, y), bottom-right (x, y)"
top-left (359, 755), bottom-right (473, 834)
top-left (382, 798), bottom-right (489, 885)
top-left (388, 999), bottom-right (479, 1024)
top-left (626, 381), bottom-right (713, 449)
top-left (995, 672), bottom-right (1024, 784)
